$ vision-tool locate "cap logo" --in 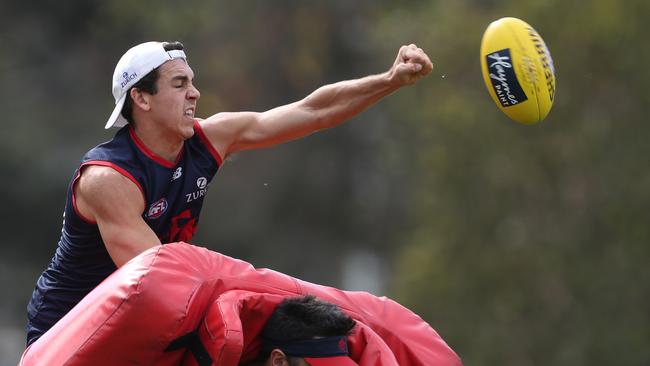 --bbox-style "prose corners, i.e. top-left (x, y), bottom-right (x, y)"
top-left (120, 71), bottom-right (138, 88)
